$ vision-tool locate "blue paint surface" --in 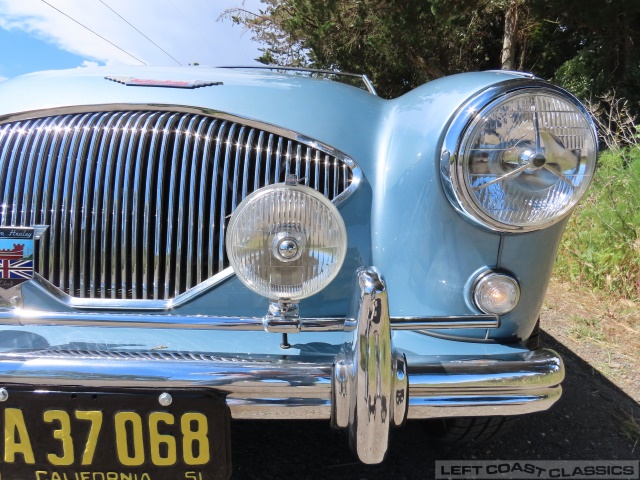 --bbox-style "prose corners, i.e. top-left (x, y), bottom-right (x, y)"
top-left (0, 67), bottom-right (574, 354)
